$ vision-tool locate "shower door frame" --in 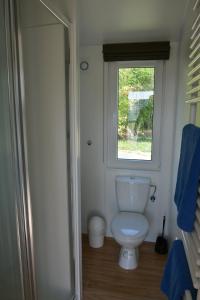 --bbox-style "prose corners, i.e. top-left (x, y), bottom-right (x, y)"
top-left (38, 1), bottom-right (82, 299)
top-left (5, 0), bottom-right (82, 299)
